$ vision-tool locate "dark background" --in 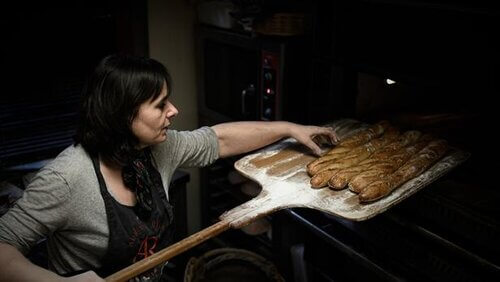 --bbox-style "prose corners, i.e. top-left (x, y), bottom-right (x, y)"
top-left (0, 0), bottom-right (148, 169)
top-left (1, 0), bottom-right (499, 281)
